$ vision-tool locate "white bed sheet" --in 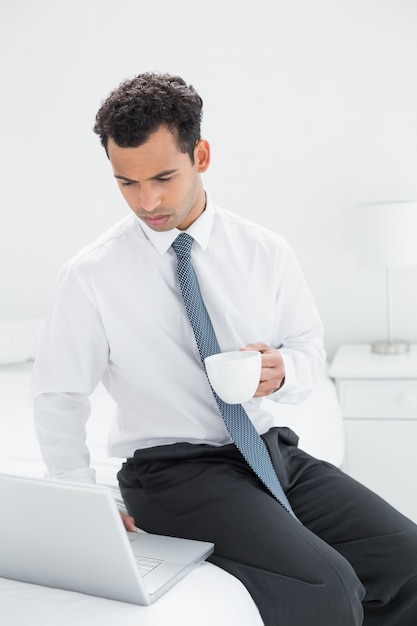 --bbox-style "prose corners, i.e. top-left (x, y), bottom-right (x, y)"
top-left (1, 564), bottom-right (262, 626)
top-left (0, 360), bottom-right (344, 625)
